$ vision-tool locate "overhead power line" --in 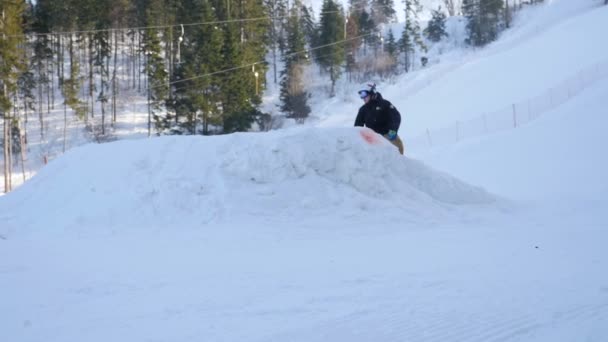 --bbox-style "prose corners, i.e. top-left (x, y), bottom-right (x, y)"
top-left (161, 31), bottom-right (377, 89)
top-left (7, 2), bottom-right (399, 38)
